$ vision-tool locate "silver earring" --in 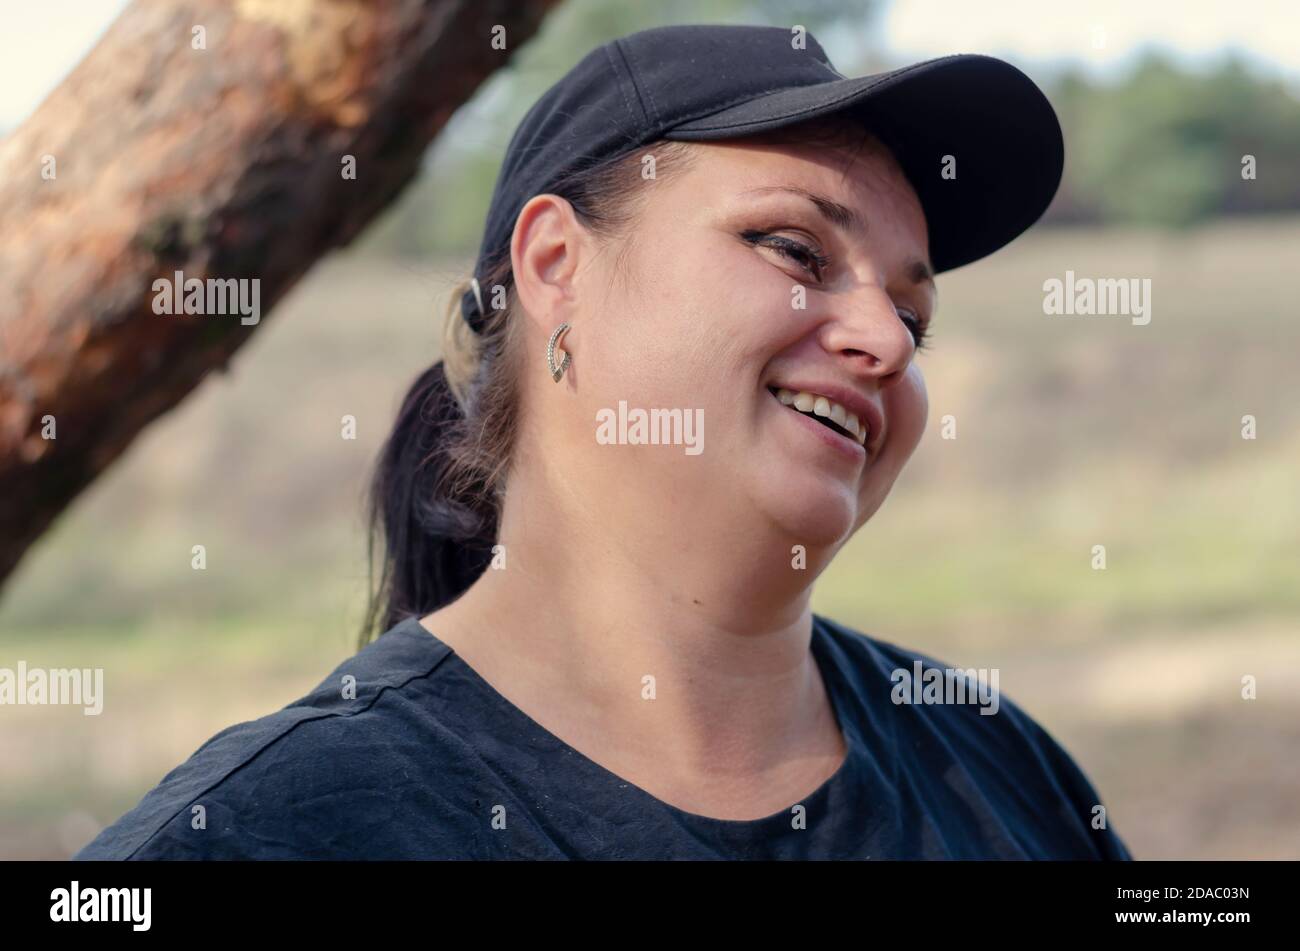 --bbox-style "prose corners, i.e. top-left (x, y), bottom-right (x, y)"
top-left (547, 322), bottom-right (572, 382)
